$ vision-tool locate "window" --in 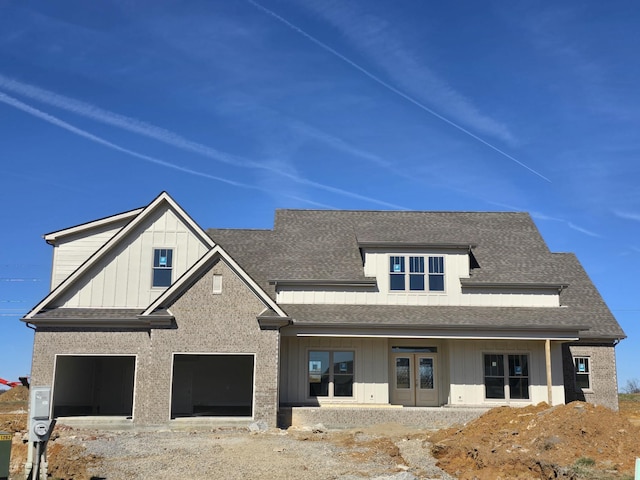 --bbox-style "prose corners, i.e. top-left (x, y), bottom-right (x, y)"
top-left (390, 256), bottom-right (405, 290)
top-left (428, 256), bottom-right (445, 291)
top-left (308, 350), bottom-right (354, 398)
top-left (152, 248), bottom-right (173, 287)
top-left (389, 255), bottom-right (444, 292)
top-left (212, 274), bottom-right (222, 294)
top-left (574, 357), bottom-right (591, 390)
top-left (484, 353), bottom-right (529, 400)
